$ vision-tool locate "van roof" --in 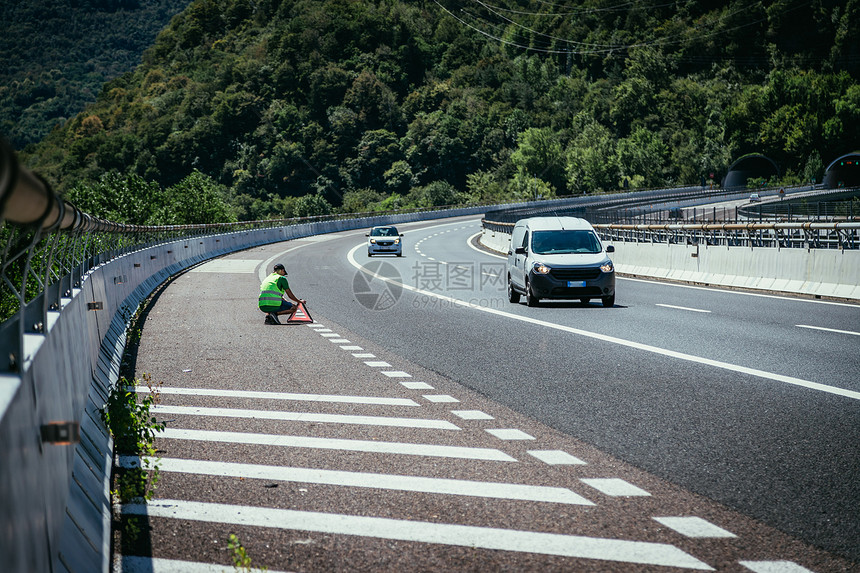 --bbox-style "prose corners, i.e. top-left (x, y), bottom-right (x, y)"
top-left (516, 216), bottom-right (594, 231)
